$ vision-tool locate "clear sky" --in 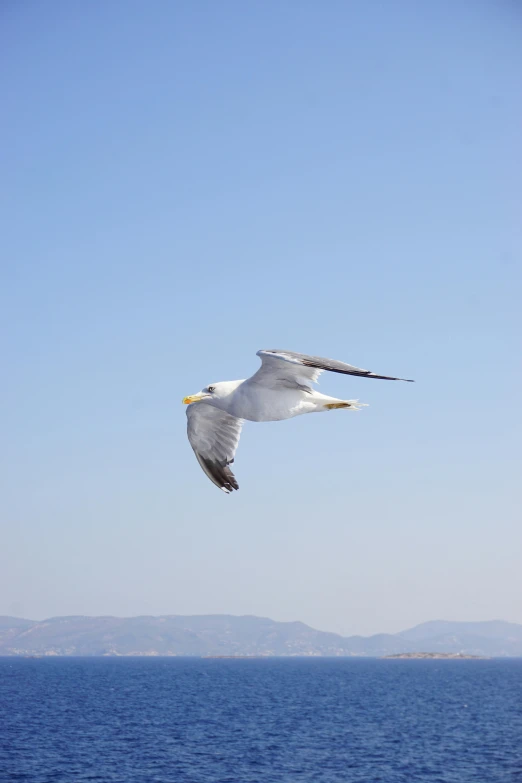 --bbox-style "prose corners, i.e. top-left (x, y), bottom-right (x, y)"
top-left (1, 1), bottom-right (521, 637)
